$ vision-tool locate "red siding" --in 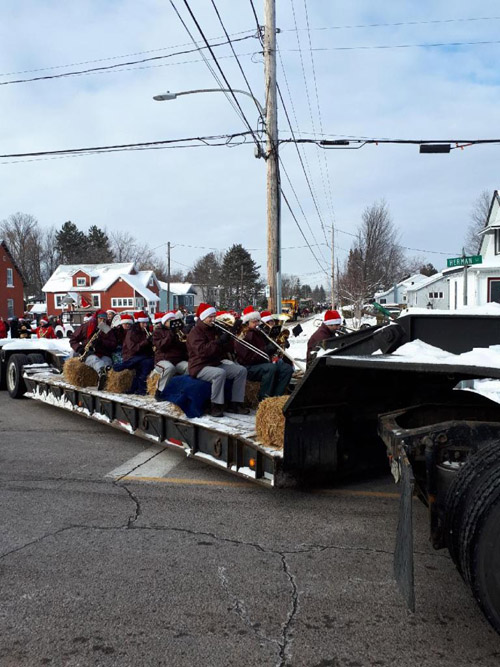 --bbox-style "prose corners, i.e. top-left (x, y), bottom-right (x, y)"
top-left (72, 270), bottom-right (93, 288)
top-left (0, 247), bottom-right (25, 319)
